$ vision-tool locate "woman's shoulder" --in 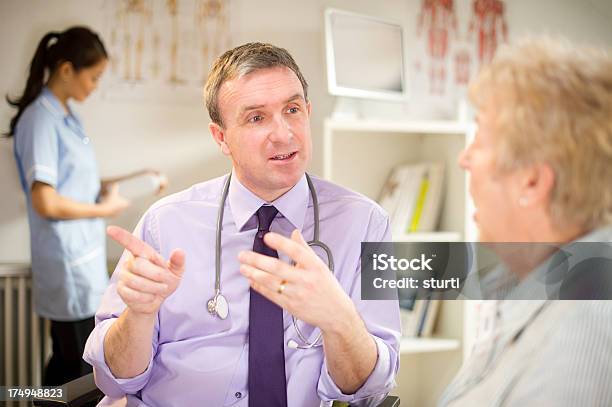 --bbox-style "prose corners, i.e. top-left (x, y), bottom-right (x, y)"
top-left (540, 301), bottom-right (612, 349)
top-left (15, 95), bottom-right (58, 135)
